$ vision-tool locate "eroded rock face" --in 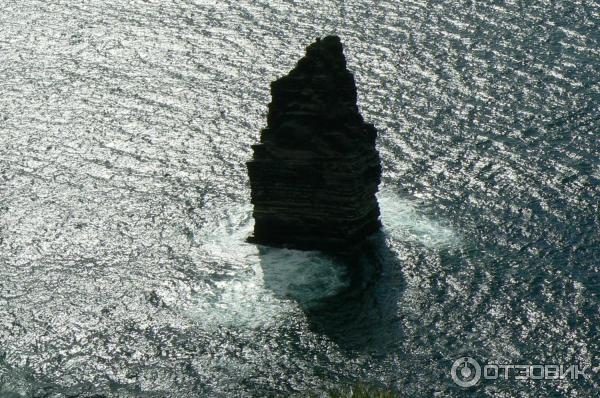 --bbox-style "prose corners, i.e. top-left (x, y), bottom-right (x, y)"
top-left (247, 35), bottom-right (381, 251)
